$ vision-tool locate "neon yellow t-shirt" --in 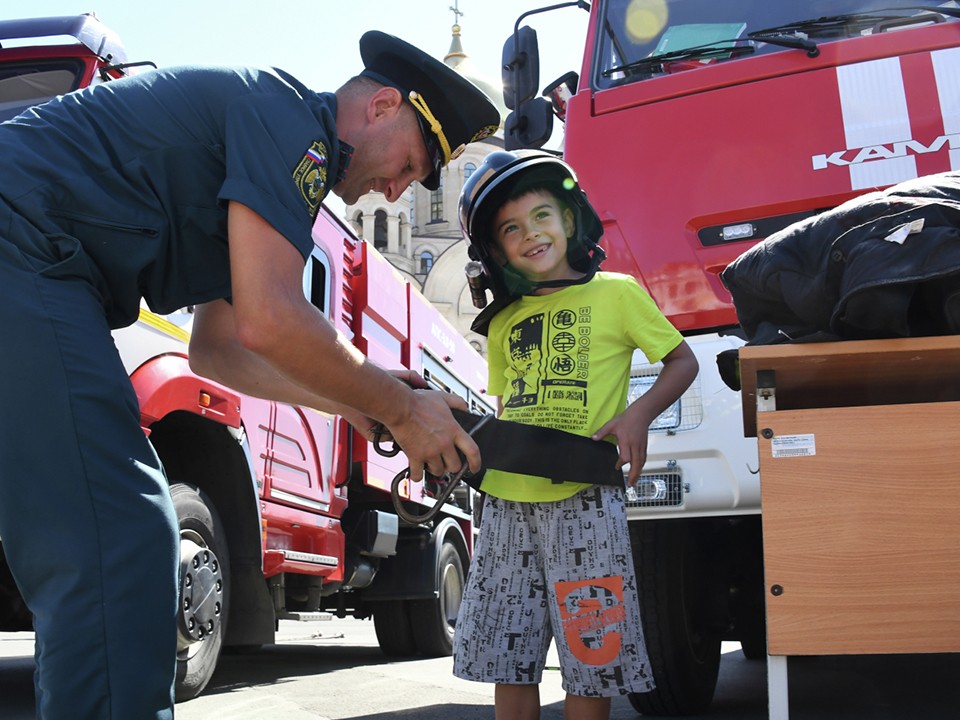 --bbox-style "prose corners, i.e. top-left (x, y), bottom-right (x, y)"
top-left (483, 272), bottom-right (683, 502)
